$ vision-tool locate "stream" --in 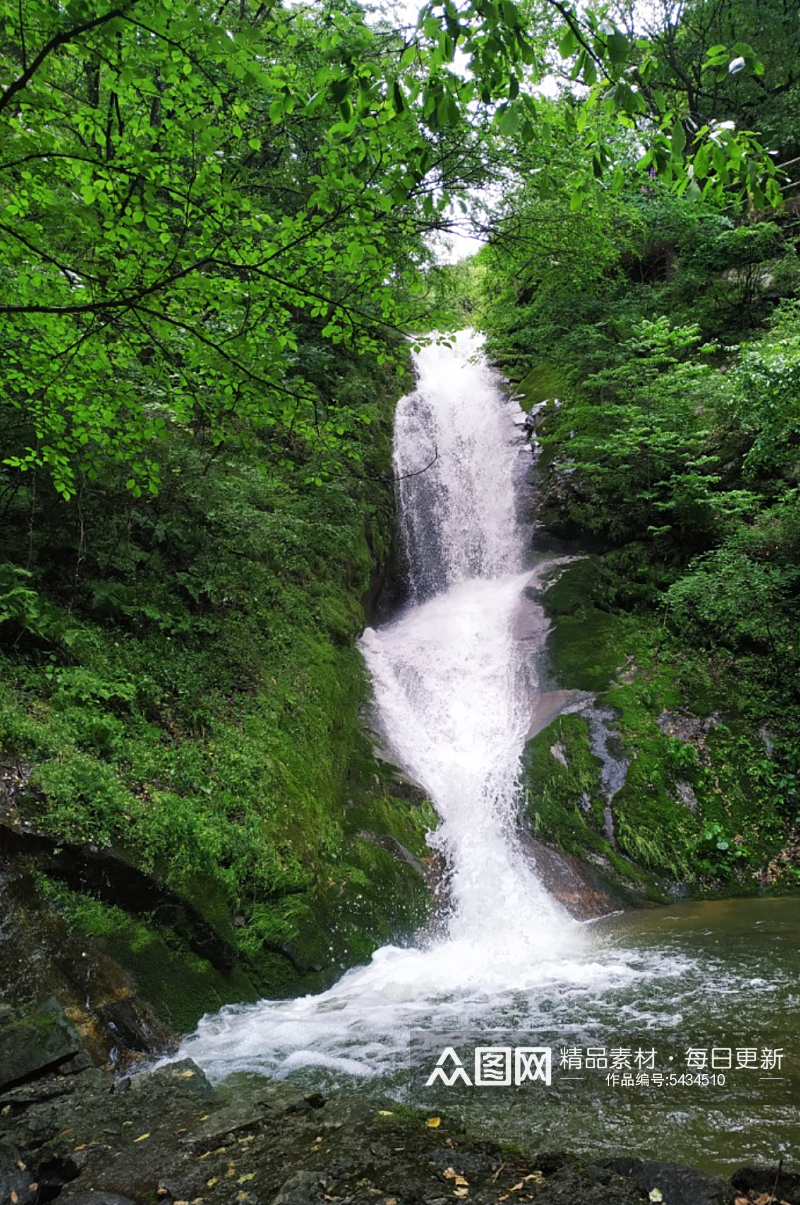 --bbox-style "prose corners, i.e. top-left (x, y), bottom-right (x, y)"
top-left (171, 332), bottom-right (799, 1173)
